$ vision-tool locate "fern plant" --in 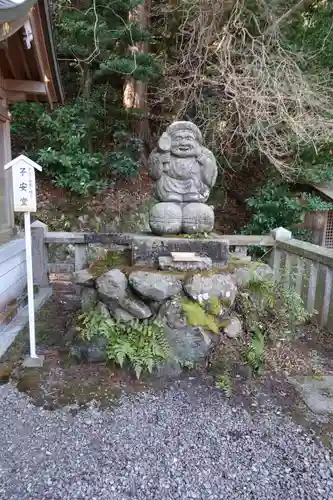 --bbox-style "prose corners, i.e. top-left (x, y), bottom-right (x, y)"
top-left (77, 311), bottom-right (170, 378)
top-left (244, 329), bottom-right (265, 374)
top-left (103, 319), bottom-right (171, 379)
top-left (77, 310), bottom-right (109, 341)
